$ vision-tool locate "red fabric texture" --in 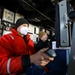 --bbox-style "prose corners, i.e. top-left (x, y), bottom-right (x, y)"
top-left (0, 28), bottom-right (36, 75)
